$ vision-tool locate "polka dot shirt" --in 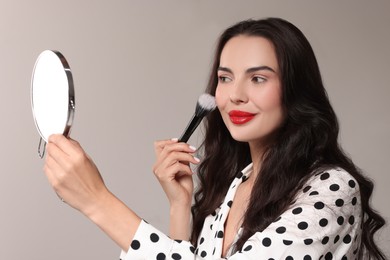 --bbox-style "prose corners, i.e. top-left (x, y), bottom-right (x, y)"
top-left (120, 163), bottom-right (362, 259)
